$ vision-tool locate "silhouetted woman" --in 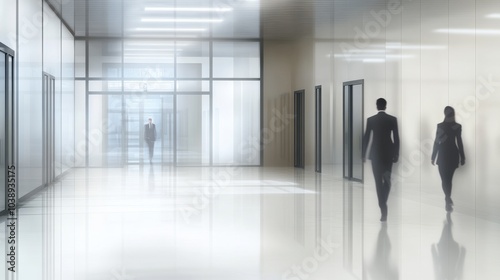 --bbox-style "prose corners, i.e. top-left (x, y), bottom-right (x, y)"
top-left (431, 106), bottom-right (465, 212)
